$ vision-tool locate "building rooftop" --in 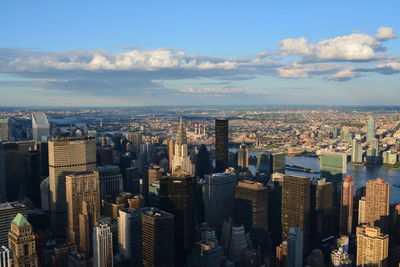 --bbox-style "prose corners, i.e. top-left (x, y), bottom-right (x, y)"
top-left (11, 213), bottom-right (30, 227)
